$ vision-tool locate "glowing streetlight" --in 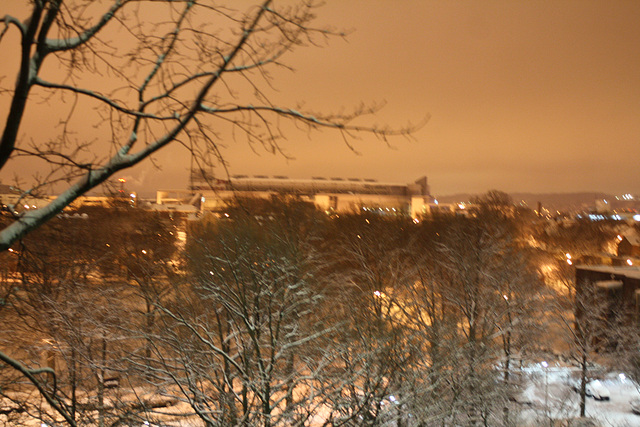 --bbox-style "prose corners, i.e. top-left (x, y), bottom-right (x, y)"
top-left (541, 361), bottom-right (549, 422)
